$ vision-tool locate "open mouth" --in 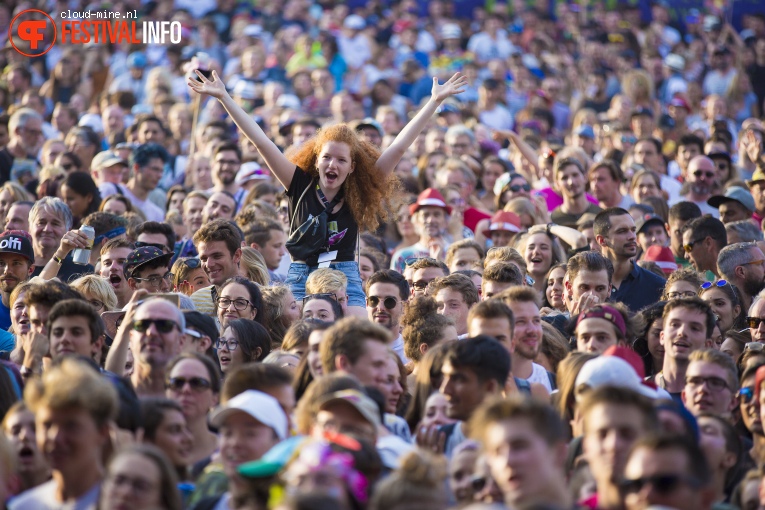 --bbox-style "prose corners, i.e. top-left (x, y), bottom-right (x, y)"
top-left (325, 171), bottom-right (338, 184)
top-left (530, 257), bottom-right (543, 264)
top-left (219, 355), bottom-right (231, 364)
top-left (18, 446), bottom-right (33, 460)
top-left (109, 274), bottom-right (121, 285)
